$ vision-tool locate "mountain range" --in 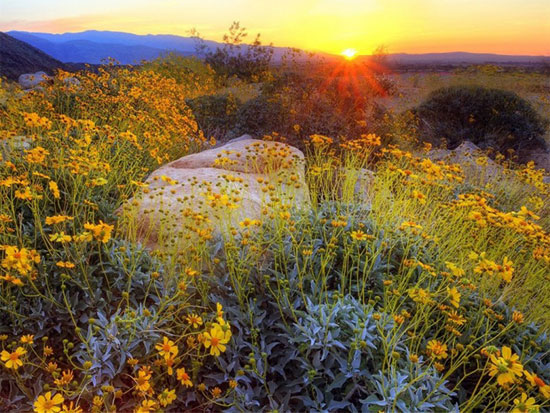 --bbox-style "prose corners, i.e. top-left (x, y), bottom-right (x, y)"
top-left (2, 30), bottom-right (549, 81)
top-left (0, 32), bottom-right (67, 80)
top-left (8, 30), bottom-right (550, 66)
